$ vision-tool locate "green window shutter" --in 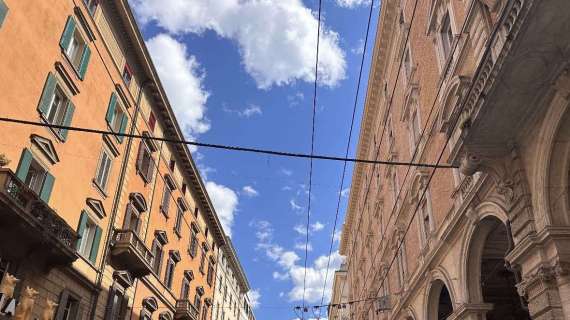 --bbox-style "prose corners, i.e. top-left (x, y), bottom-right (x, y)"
top-left (89, 226), bottom-right (102, 264)
top-left (59, 100), bottom-right (75, 141)
top-left (38, 73), bottom-right (57, 117)
top-left (39, 172), bottom-right (55, 203)
top-left (76, 210), bottom-right (88, 250)
top-left (15, 149), bottom-right (33, 182)
top-left (0, 0), bottom-right (9, 29)
top-left (78, 46), bottom-right (91, 80)
top-left (59, 16), bottom-right (76, 51)
top-left (105, 93), bottom-right (117, 126)
top-left (117, 114), bottom-right (128, 143)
